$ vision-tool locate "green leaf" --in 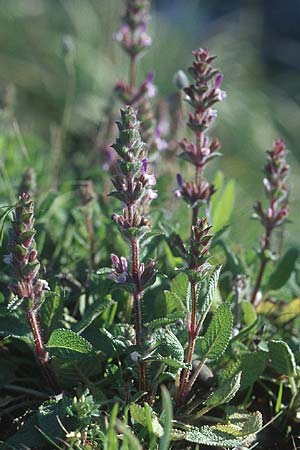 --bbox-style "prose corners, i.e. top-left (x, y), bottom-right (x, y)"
top-left (163, 291), bottom-right (186, 316)
top-left (153, 328), bottom-right (184, 363)
top-left (198, 265), bottom-right (222, 316)
top-left (240, 350), bottom-right (269, 389)
top-left (269, 340), bottom-right (296, 377)
top-left (276, 298), bottom-right (300, 326)
top-left (0, 205), bottom-right (15, 246)
top-left (171, 272), bottom-right (189, 299)
top-left (143, 354), bottom-right (189, 370)
top-left (46, 328), bottom-right (94, 359)
top-left (40, 286), bottom-right (64, 335)
top-left (212, 179), bottom-right (236, 232)
top-left (159, 386), bottom-right (173, 450)
top-left (196, 302), bottom-right (233, 362)
top-left (185, 411), bottom-right (262, 447)
top-left (130, 404), bottom-right (163, 437)
top-left (0, 313), bottom-right (31, 340)
top-left (205, 372), bottom-right (241, 408)
top-left (241, 301), bottom-right (257, 327)
top-left (147, 315), bottom-right (184, 331)
top-left (266, 248), bottom-right (299, 290)
top-left (96, 267), bottom-right (113, 275)
top-left (73, 295), bottom-right (115, 333)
